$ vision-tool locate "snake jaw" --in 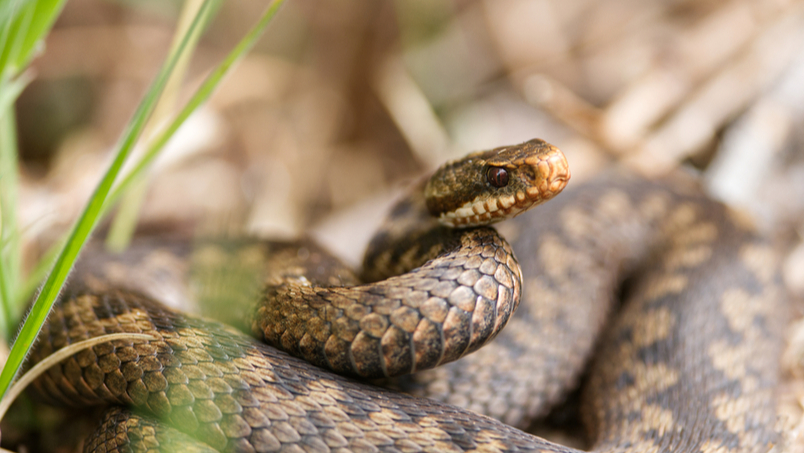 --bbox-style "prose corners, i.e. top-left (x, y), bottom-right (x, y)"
top-left (434, 139), bottom-right (570, 228)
